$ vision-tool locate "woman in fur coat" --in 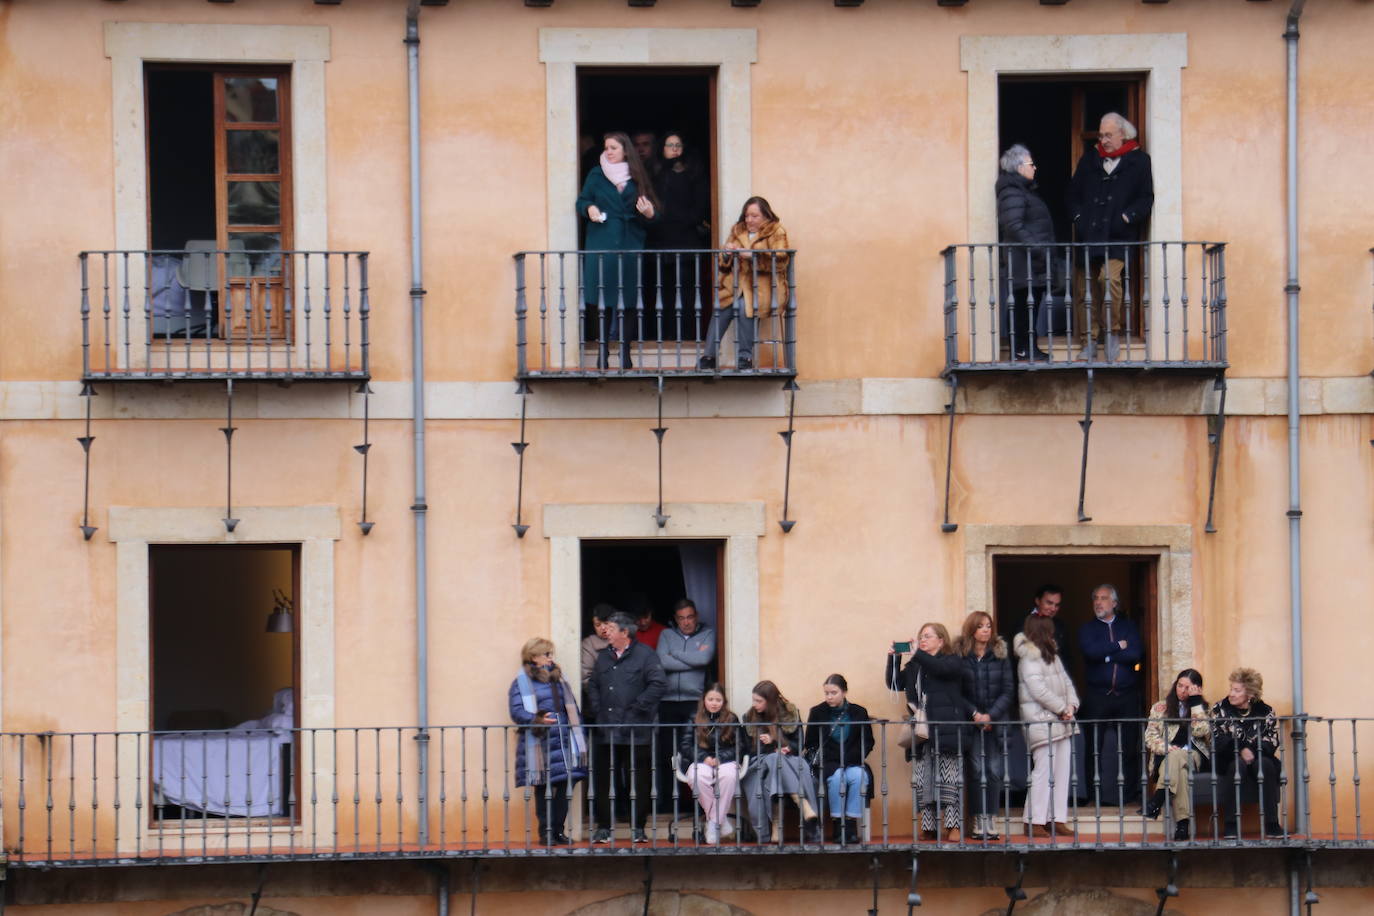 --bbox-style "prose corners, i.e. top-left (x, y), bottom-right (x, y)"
top-left (698, 196), bottom-right (791, 371)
